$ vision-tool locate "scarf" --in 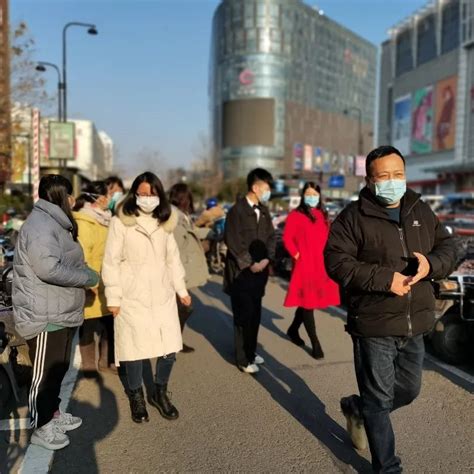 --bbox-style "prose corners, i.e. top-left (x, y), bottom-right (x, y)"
top-left (81, 202), bottom-right (112, 227)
